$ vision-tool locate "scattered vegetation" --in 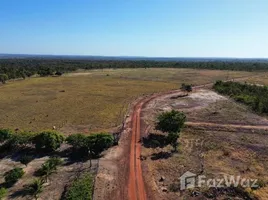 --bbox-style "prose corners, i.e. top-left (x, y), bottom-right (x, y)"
top-left (213, 81), bottom-right (268, 114)
top-left (4, 167), bottom-right (24, 187)
top-left (64, 173), bottom-right (93, 200)
top-left (0, 187), bottom-right (7, 200)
